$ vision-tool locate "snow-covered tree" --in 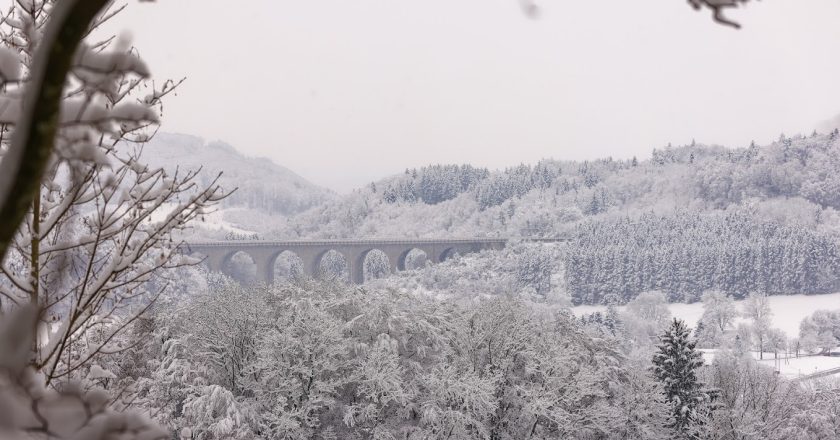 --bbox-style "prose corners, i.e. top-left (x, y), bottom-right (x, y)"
top-left (705, 350), bottom-right (805, 439)
top-left (627, 291), bottom-right (672, 328)
top-left (0, 306), bottom-right (169, 439)
top-left (0, 0), bottom-right (227, 386)
top-left (743, 292), bottom-right (773, 359)
top-left (696, 290), bottom-right (737, 347)
top-left (652, 319), bottom-right (708, 438)
top-left (363, 249), bottom-right (390, 281)
top-left (799, 309), bottom-right (840, 355)
top-left (514, 243), bottom-right (554, 295)
top-left (612, 365), bottom-right (673, 439)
